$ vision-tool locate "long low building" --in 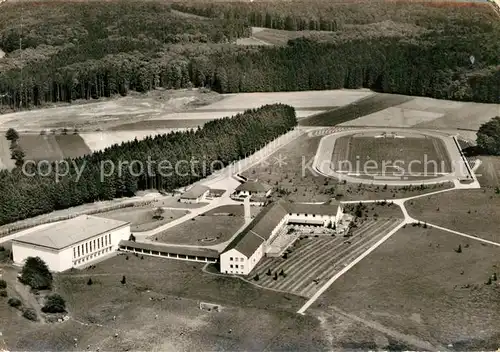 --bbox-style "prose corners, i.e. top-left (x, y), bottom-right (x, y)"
top-left (220, 199), bottom-right (344, 275)
top-left (12, 215), bottom-right (130, 272)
